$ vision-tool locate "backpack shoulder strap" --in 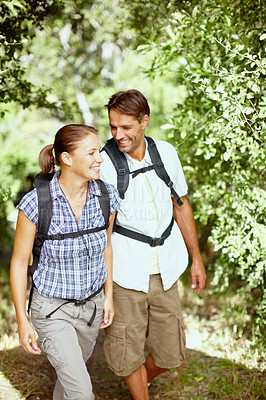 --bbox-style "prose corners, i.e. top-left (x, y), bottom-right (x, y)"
top-left (31, 173), bottom-right (54, 275)
top-left (146, 137), bottom-right (183, 206)
top-left (101, 138), bottom-right (129, 199)
top-left (94, 179), bottom-right (110, 227)
top-left (27, 172), bottom-right (54, 315)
